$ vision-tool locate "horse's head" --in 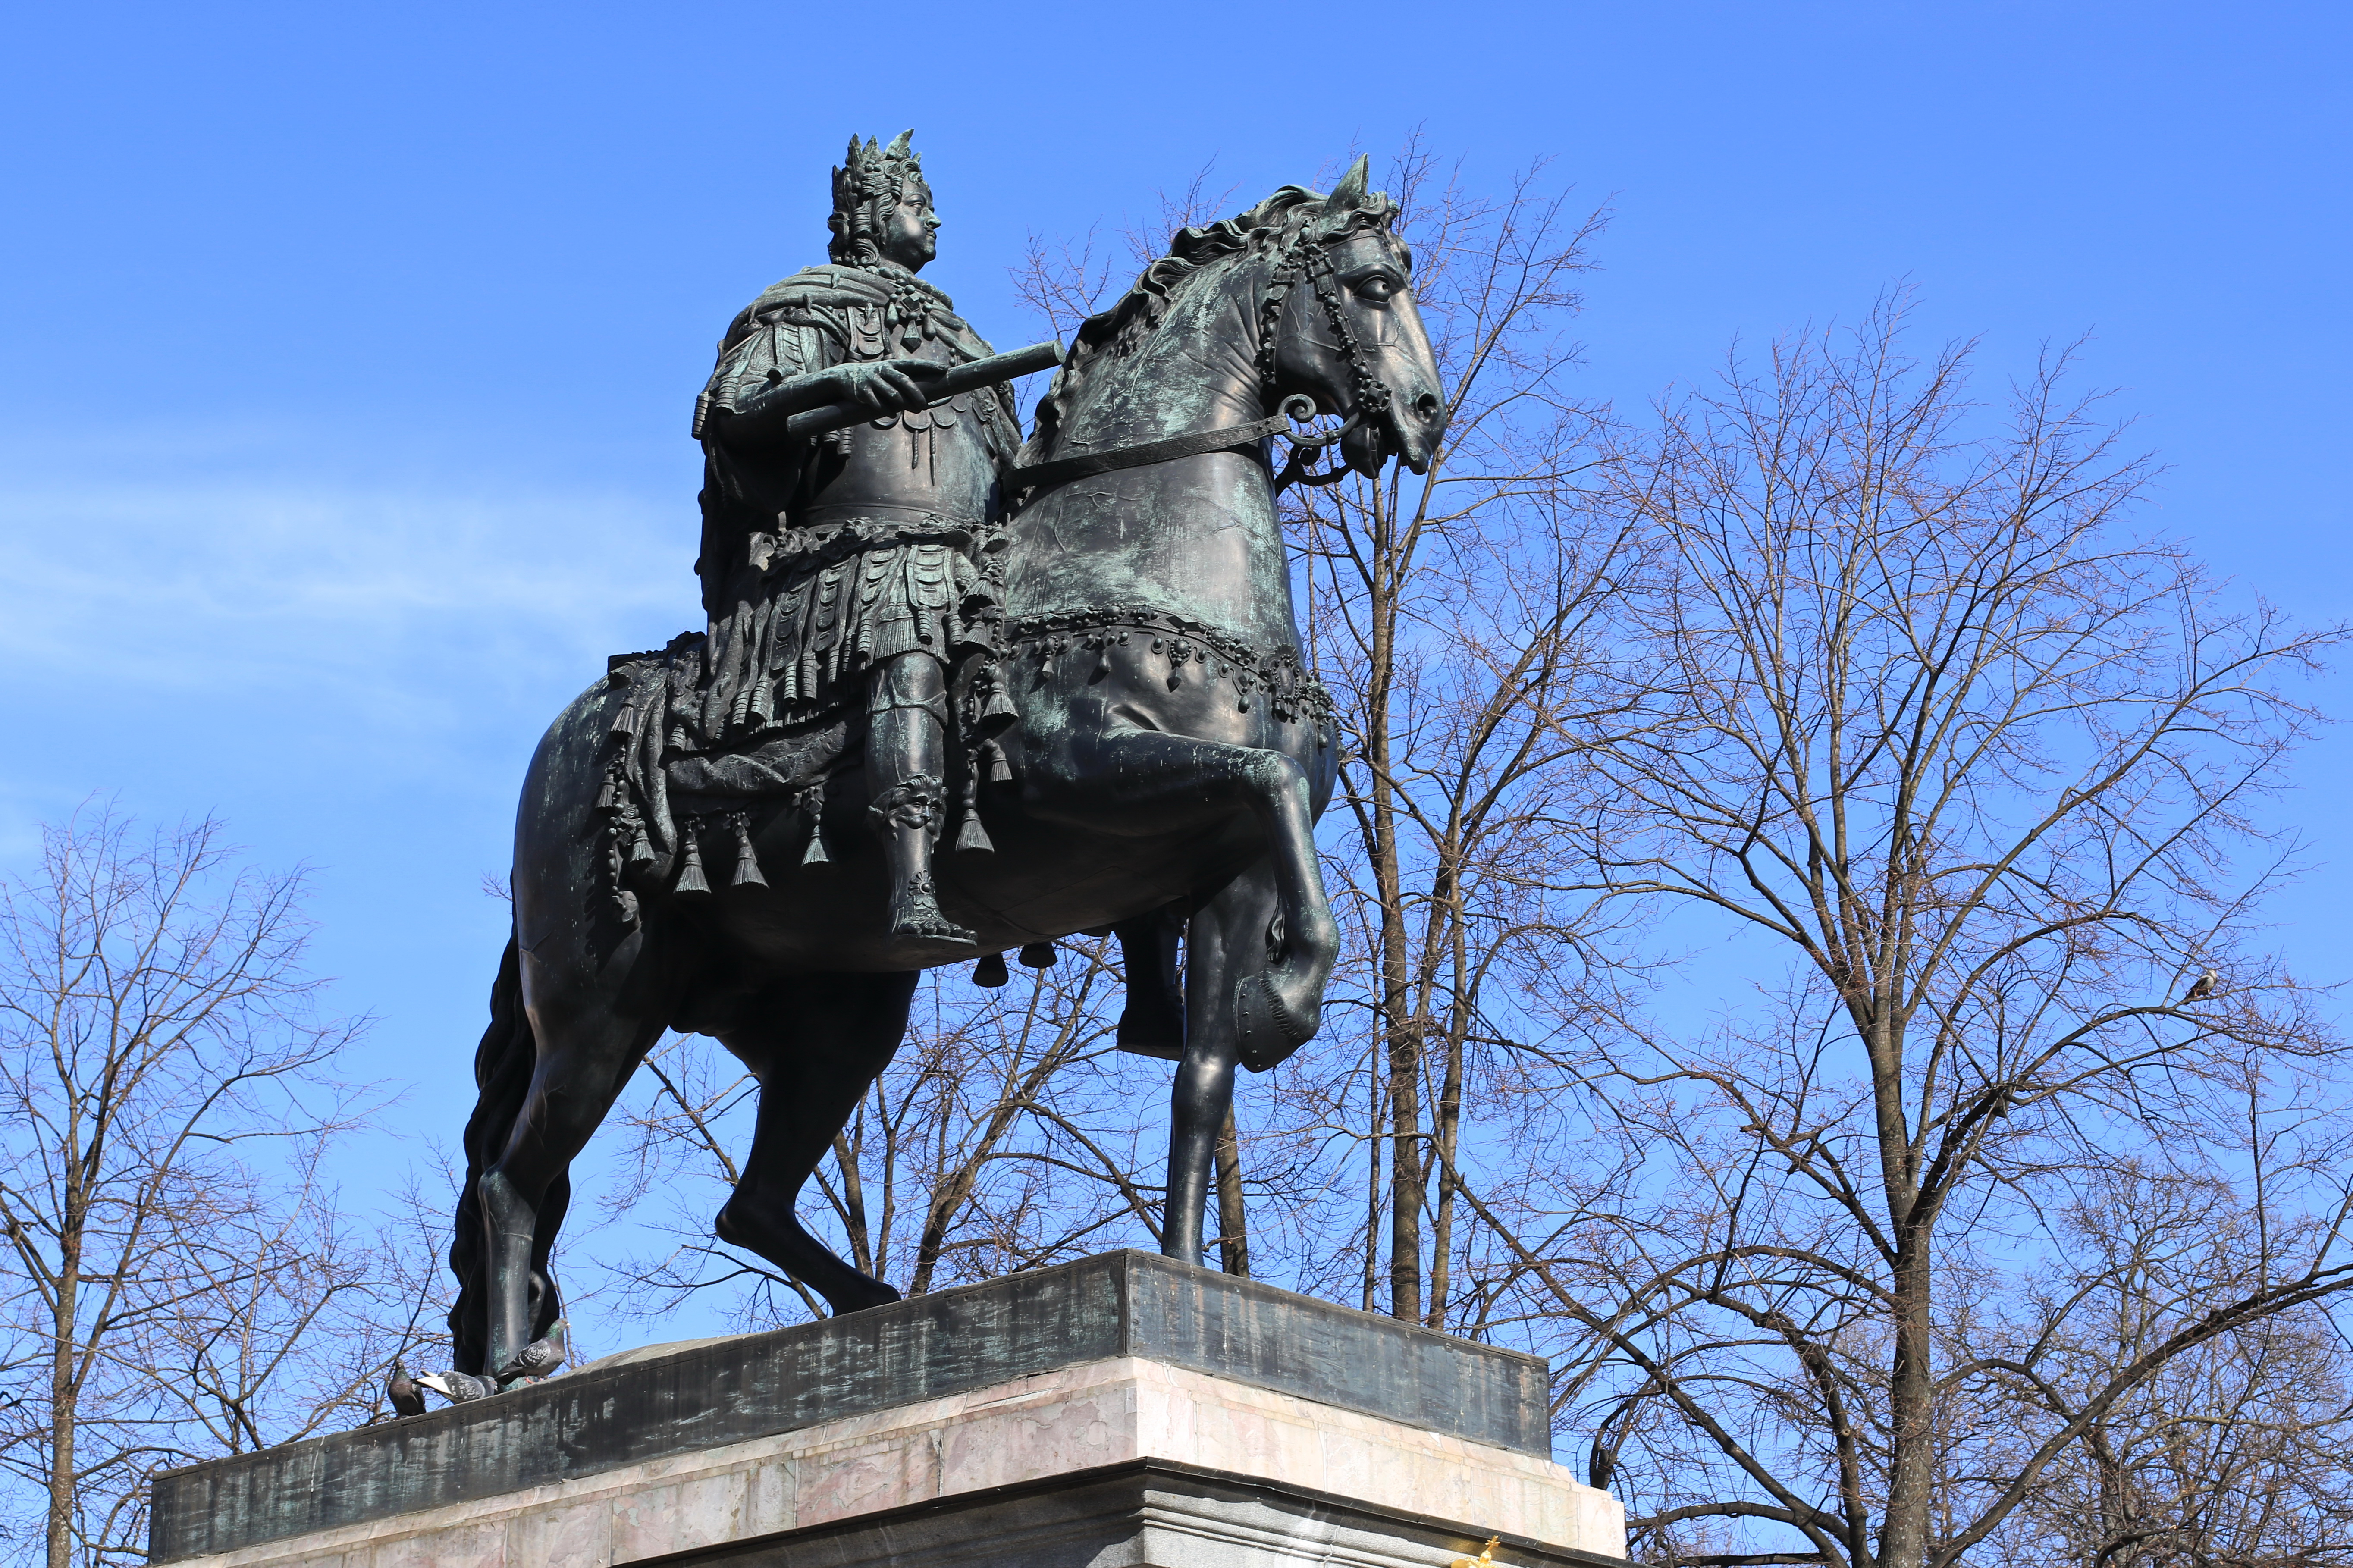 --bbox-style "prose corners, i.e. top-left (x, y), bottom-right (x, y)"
top-left (1263, 157), bottom-right (1448, 477)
